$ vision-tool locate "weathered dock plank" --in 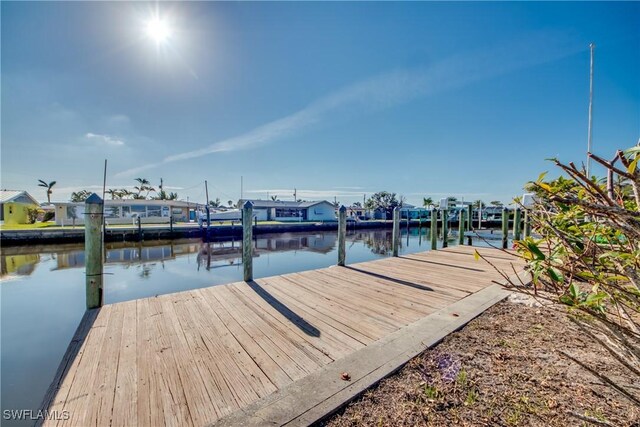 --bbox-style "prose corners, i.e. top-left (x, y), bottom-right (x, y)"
top-left (40, 245), bottom-right (525, 427)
